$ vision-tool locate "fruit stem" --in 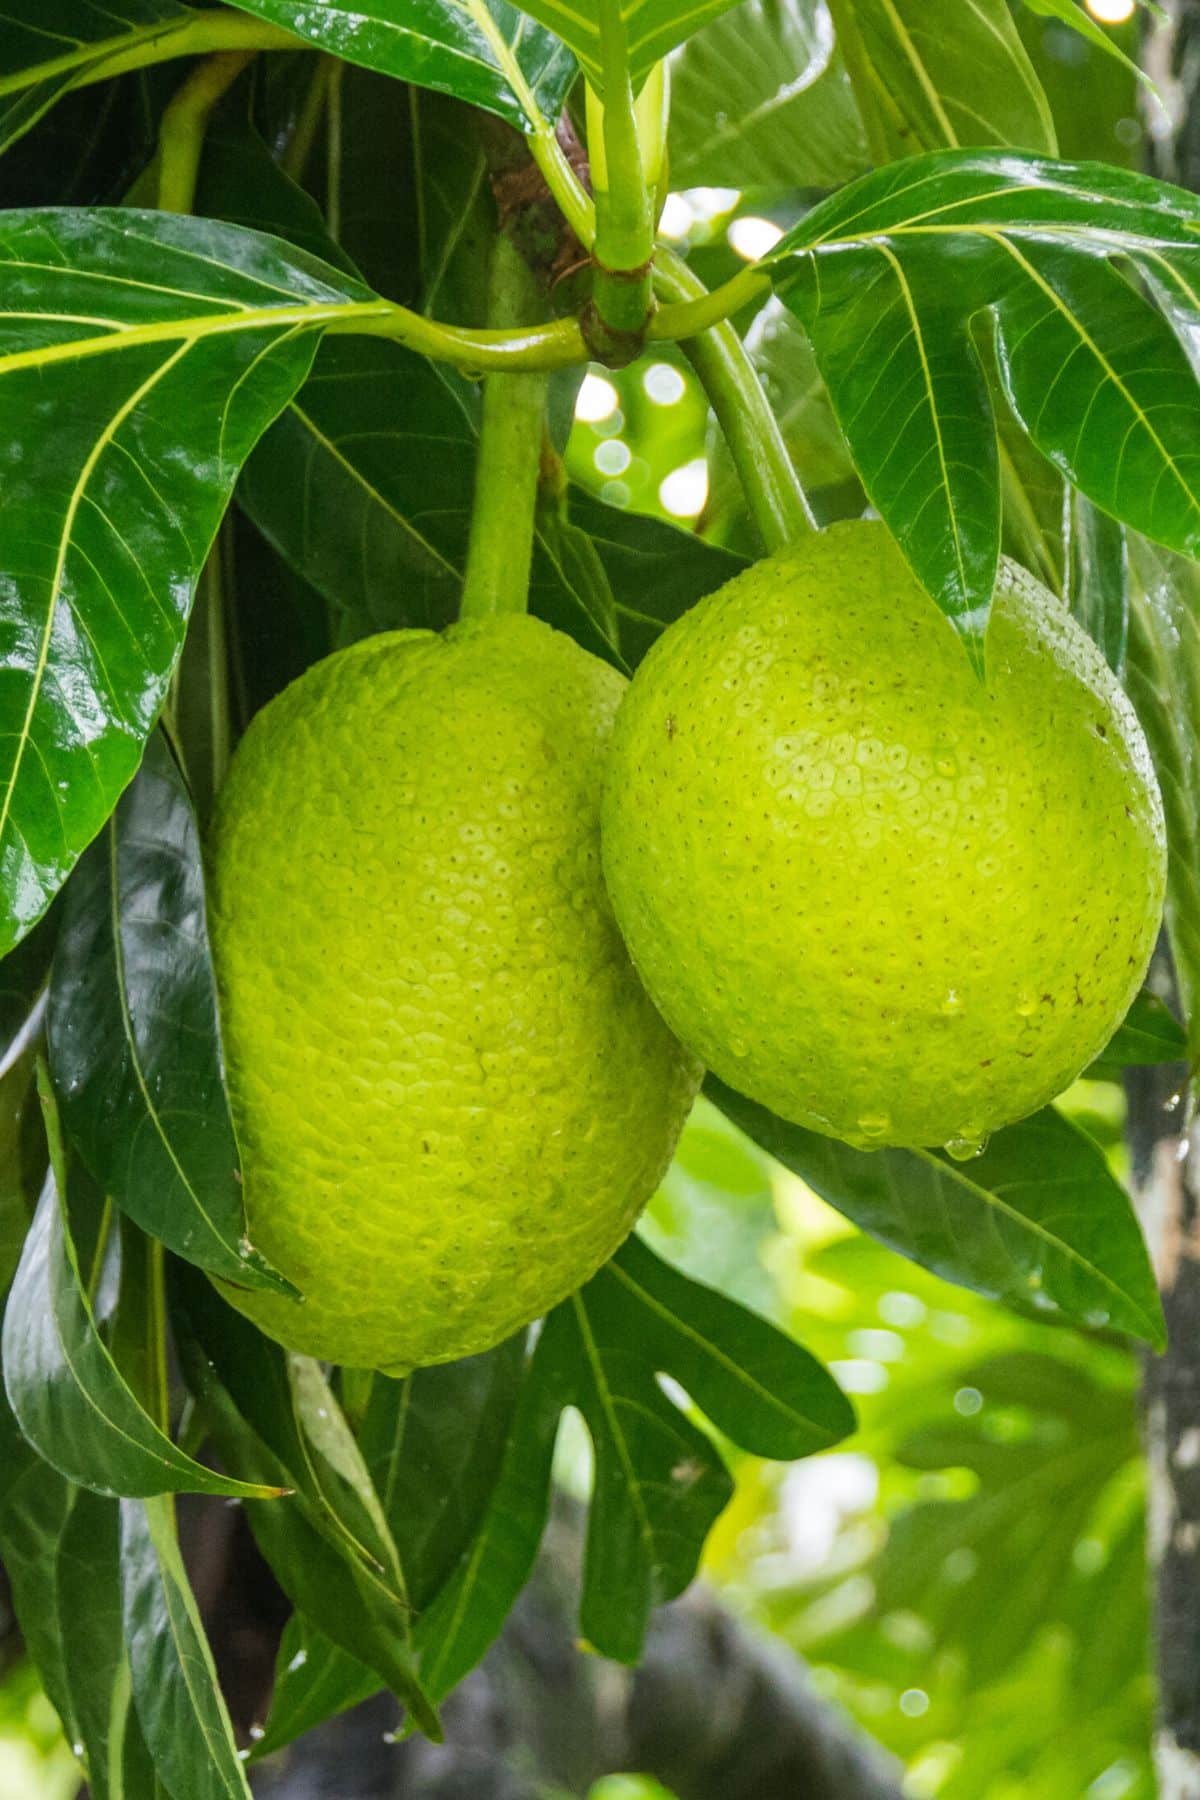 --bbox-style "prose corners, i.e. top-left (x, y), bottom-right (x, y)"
top-left (458, 232), bottom-right (549, 621)
top-left (156, 48), bottom-right (256, 214)
top-left (654, 248), bottom-right (815, 552)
